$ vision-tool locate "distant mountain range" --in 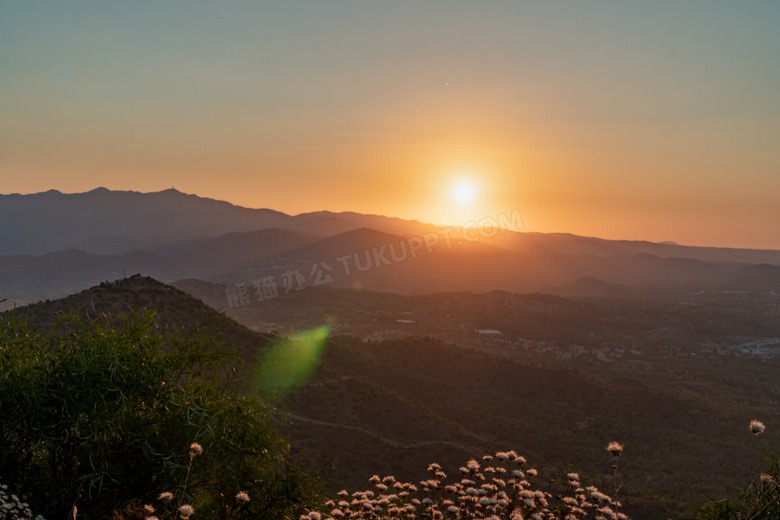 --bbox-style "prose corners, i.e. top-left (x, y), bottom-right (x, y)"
top-left (0, 187), bottom-right (437, 255)
top-left (2, 187), bottom-right (780, 307)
